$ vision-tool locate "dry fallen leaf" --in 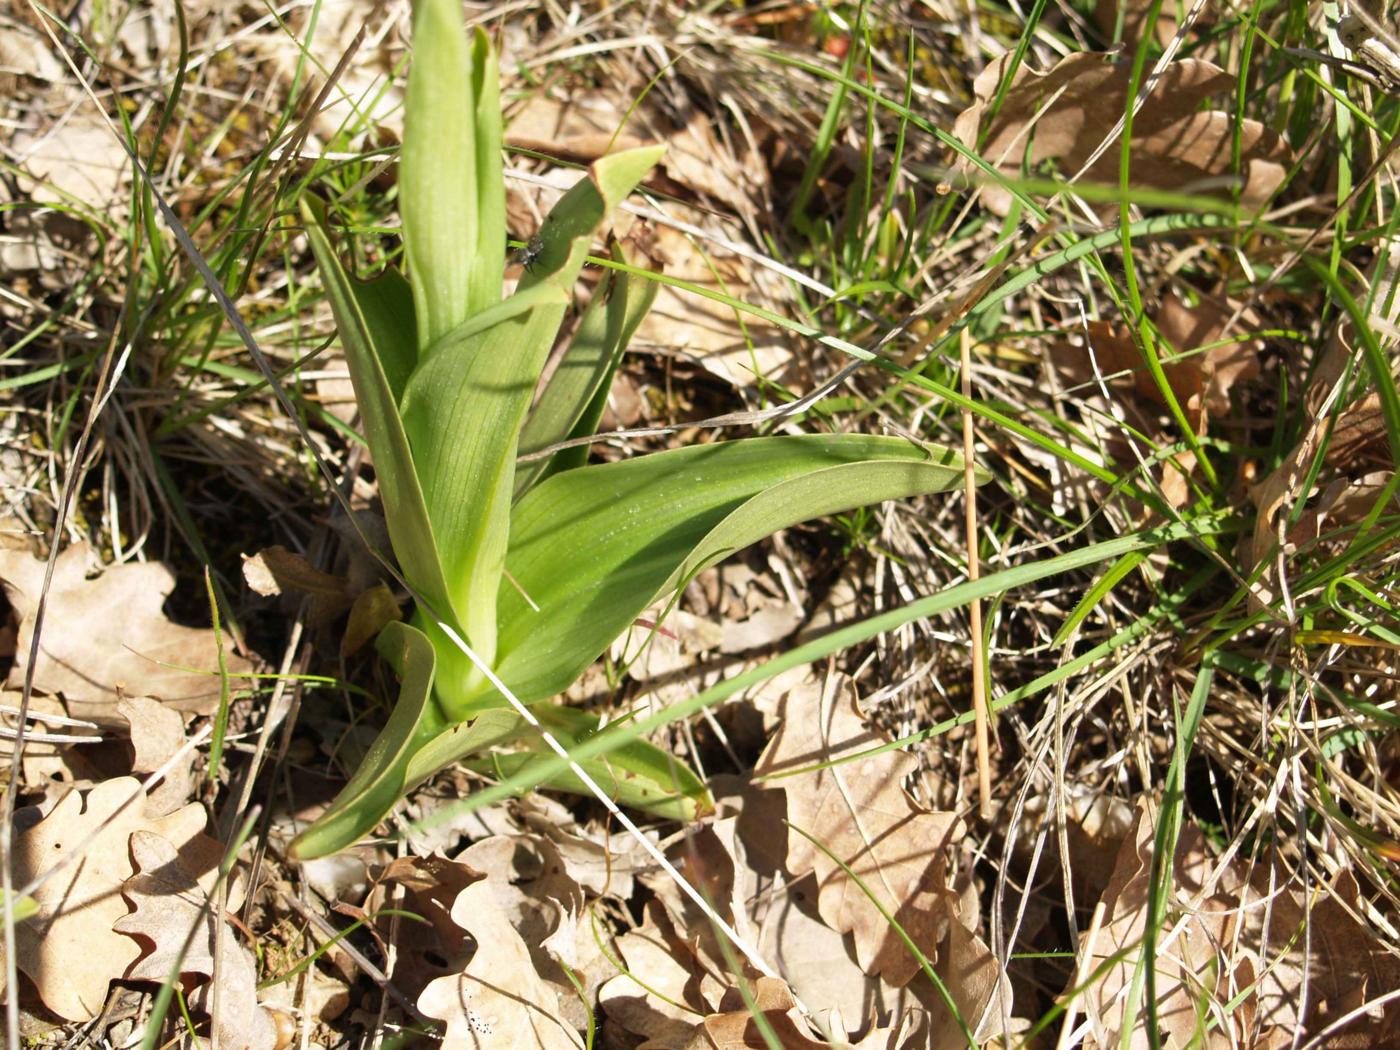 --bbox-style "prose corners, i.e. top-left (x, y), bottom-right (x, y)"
top-left (1232, 863), bottom-right (1400, 1046)
top-left (117, 695), bottom-right (191, 815)
top-left (598, 902), bottom-right (709, 1046)
top-left (1075, 800), bottom-right (1229, 1049)
top-left (504, 89), bottom-right (791, 394)
top-left (417, 879), bottom-right (584, 1048)
top-left (1051, 291), bottom-right (1262, 509)
top-left (12, 116), bottom-right (129, 208)
top-left (115, 830), bottom-right (276, 1050)
top-left (12, 777), bottom-right (216, 1021)
top-left (368, 855), bottom-right (482, 996)
top-left (699, 977), bottom-right (831, 1049)
top-left (1, 544), bottom-right (253, 722)
top-left (243, 544), bottom-right (399, 654)
top-left (753, 674), bottom-right (963, 988)
top-left (953, 53), bottom-right (1290, 215)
